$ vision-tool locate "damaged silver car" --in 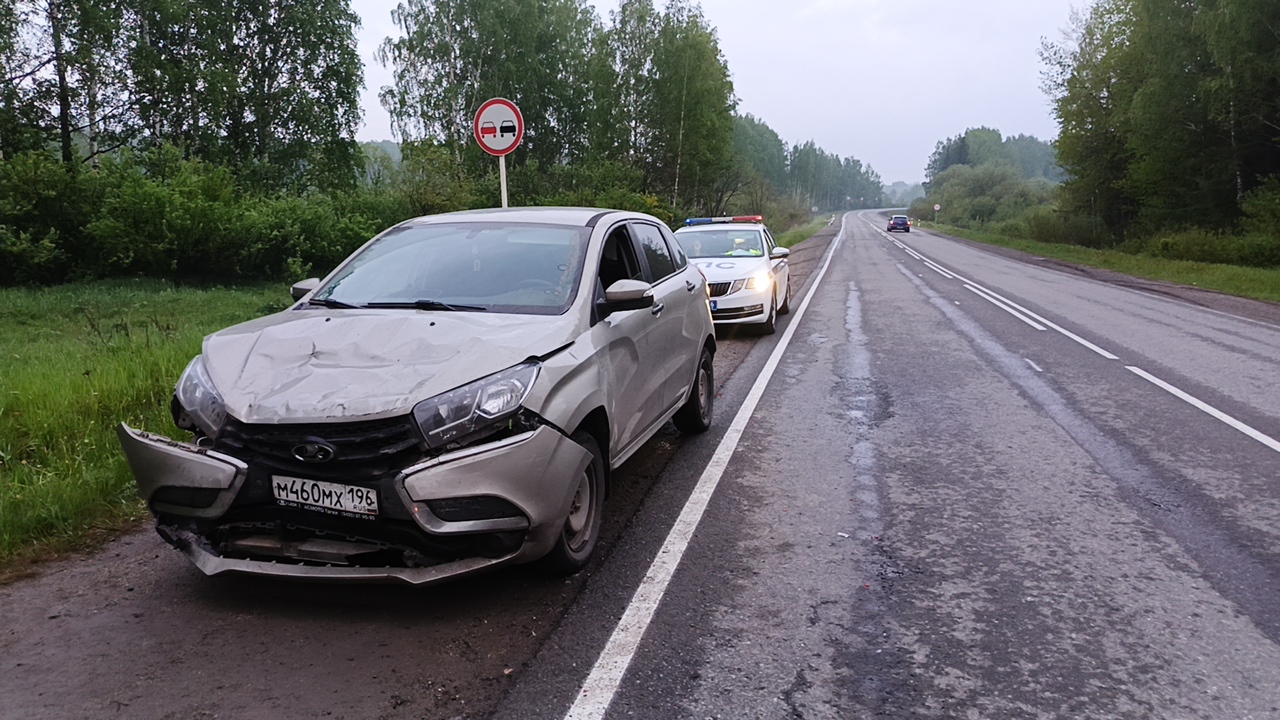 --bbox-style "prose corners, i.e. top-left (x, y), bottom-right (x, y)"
top-left (117, 207), bottom-right (716, 585)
